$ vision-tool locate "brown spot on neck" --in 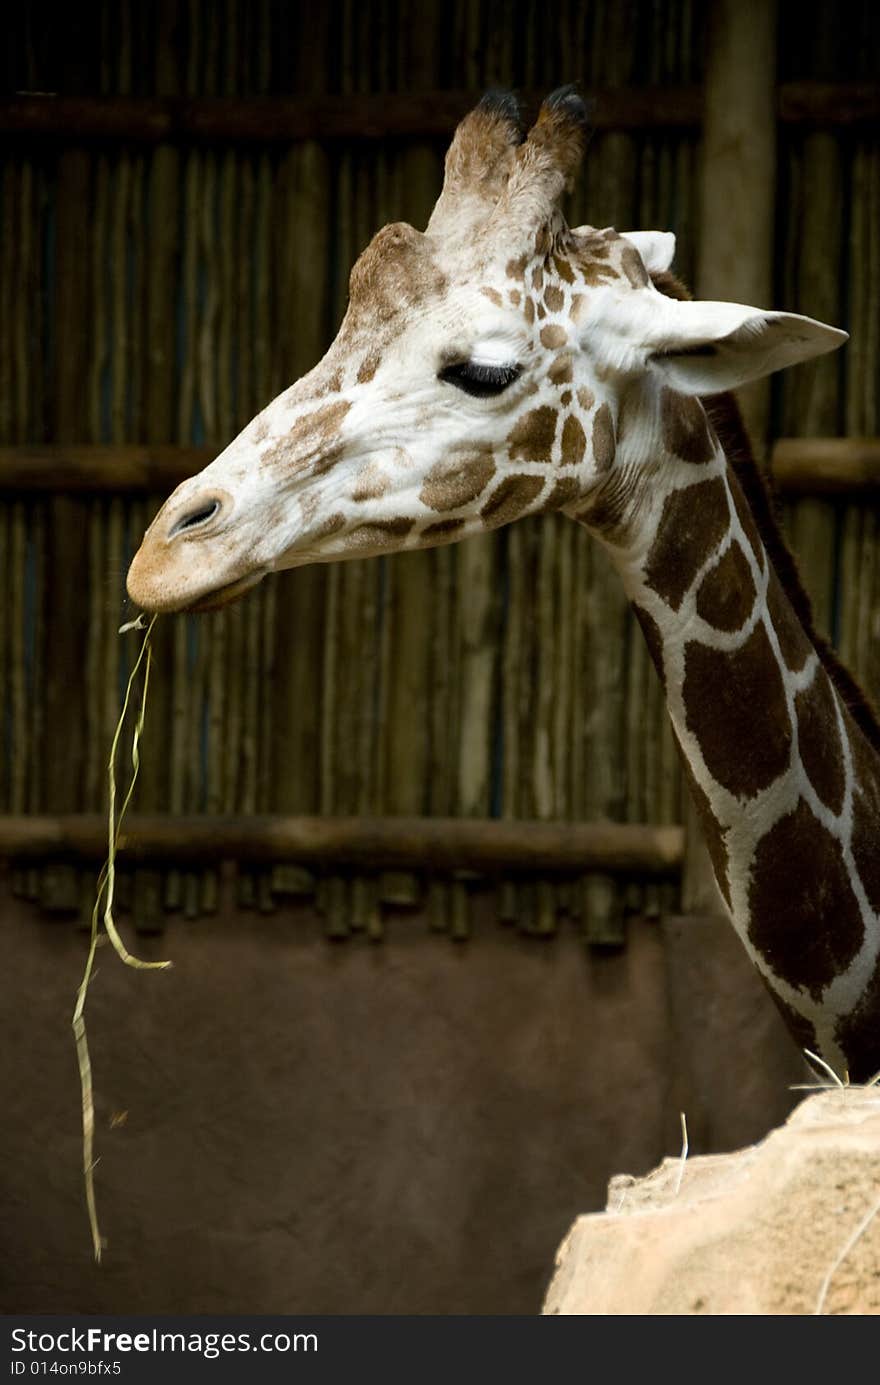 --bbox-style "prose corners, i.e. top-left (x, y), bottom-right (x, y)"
top-left (541, 476), bottom-right (581, 509)
top-left (633, 604), bottom-right (666, 689)
top-left (748, 799), bottom-right (863, 1001)
top-left (592, 403), bottom-right (615, 472)
top-left (766, 568), bottom-right (812, 674)
top-left (660, 389), bottom-right (715, 465)
top-left (848, 724), bottom-right (880, 917)
top-left (679, 753), bottom-right (732, 908)
top-left (695, 540), bottom-right (756, 632)
top-left (795, 669), bottom-right (845, 816)
top-left (683, 621), bottom-right (792, 798)
top-left (834, 947), bottom-right (880, 1082)
top-left (643, 476), bottom-right (729, 612)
